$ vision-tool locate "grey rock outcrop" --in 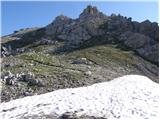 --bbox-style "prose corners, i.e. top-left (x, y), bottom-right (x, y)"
top-left (2, 5), bottom-right (158, 65)
top-left (72, 58), bottom-right (88, 64)
top-left (1, 72), bottom-right (45, 87)
top-left (17, 72), bottom-right (45, 87)
top-left (121, 32), bottom-right (150, 49)
top-left (27, 79), bottom-right (45, 87)
top-left (1, 45), bottom-right (12, 57)
top-left (107, 14), bottom-right (133, 33)
top-left (136, 44), bottom-right (159, 64)
top-left (1, 71), bottom-right (16, 85)
top-left (46, 5), bottom-right (108, 48)
top-left (119, 31), bottom-right (158, 64)
top-left (79, 5), bottom-right (100, 19)
top-left (45, 5), bottom-right (159, 65)
top-left (40, 38), bottom-right (55, 45)
top-left (139, 20), bottom-right (159, 41)
top-left (45, 15), bottom-right (72, 35)
top-left (17, 72), bottom-right (34, 81)
top-left (38, 6), bottom-right (159, 65)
